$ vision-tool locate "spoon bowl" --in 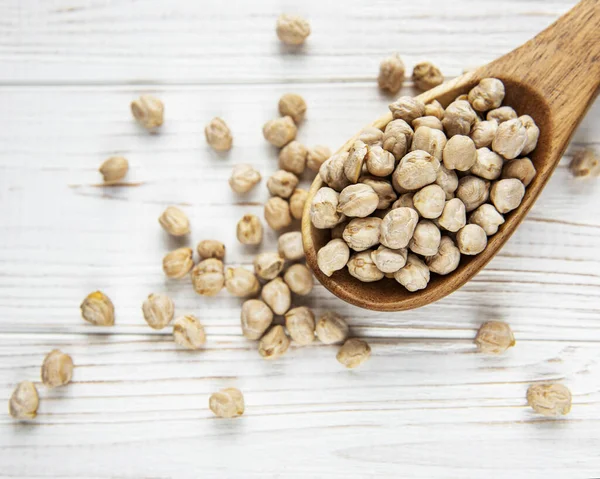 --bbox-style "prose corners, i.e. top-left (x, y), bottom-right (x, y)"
top-left (302, 0), bottom-right (600, 311)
